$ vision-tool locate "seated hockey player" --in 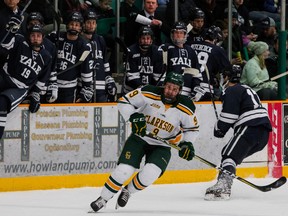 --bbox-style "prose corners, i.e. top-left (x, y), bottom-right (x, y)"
top-left (0, 22), bottom-right (52, 140)
top-left (204, 65), bottom-right (272, 201)
top-left (90, 72), bottom-right (198, 212)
